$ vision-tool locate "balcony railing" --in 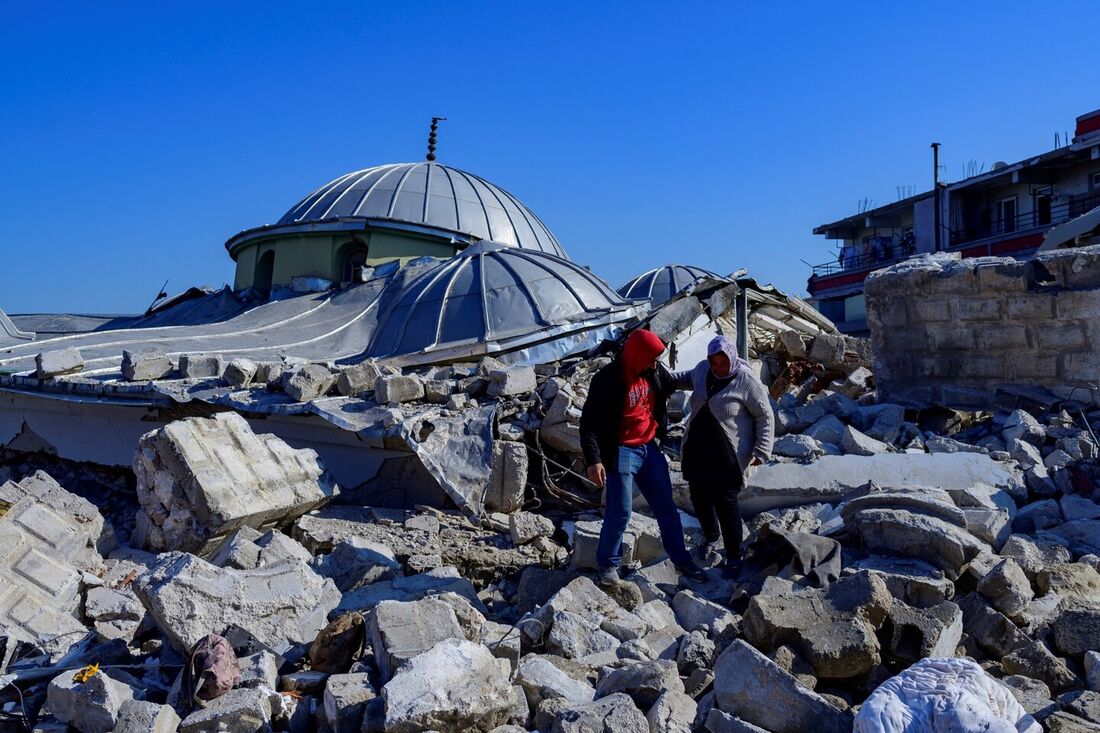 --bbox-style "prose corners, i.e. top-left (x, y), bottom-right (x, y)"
top-left (810, 239), bottom-right (915, 277)
top-left (949, 192), bottom-right (1100, 247)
